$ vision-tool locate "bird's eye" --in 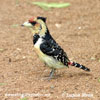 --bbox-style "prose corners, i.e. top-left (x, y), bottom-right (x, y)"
top-left (30, 21), bottom-right (37, 26)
